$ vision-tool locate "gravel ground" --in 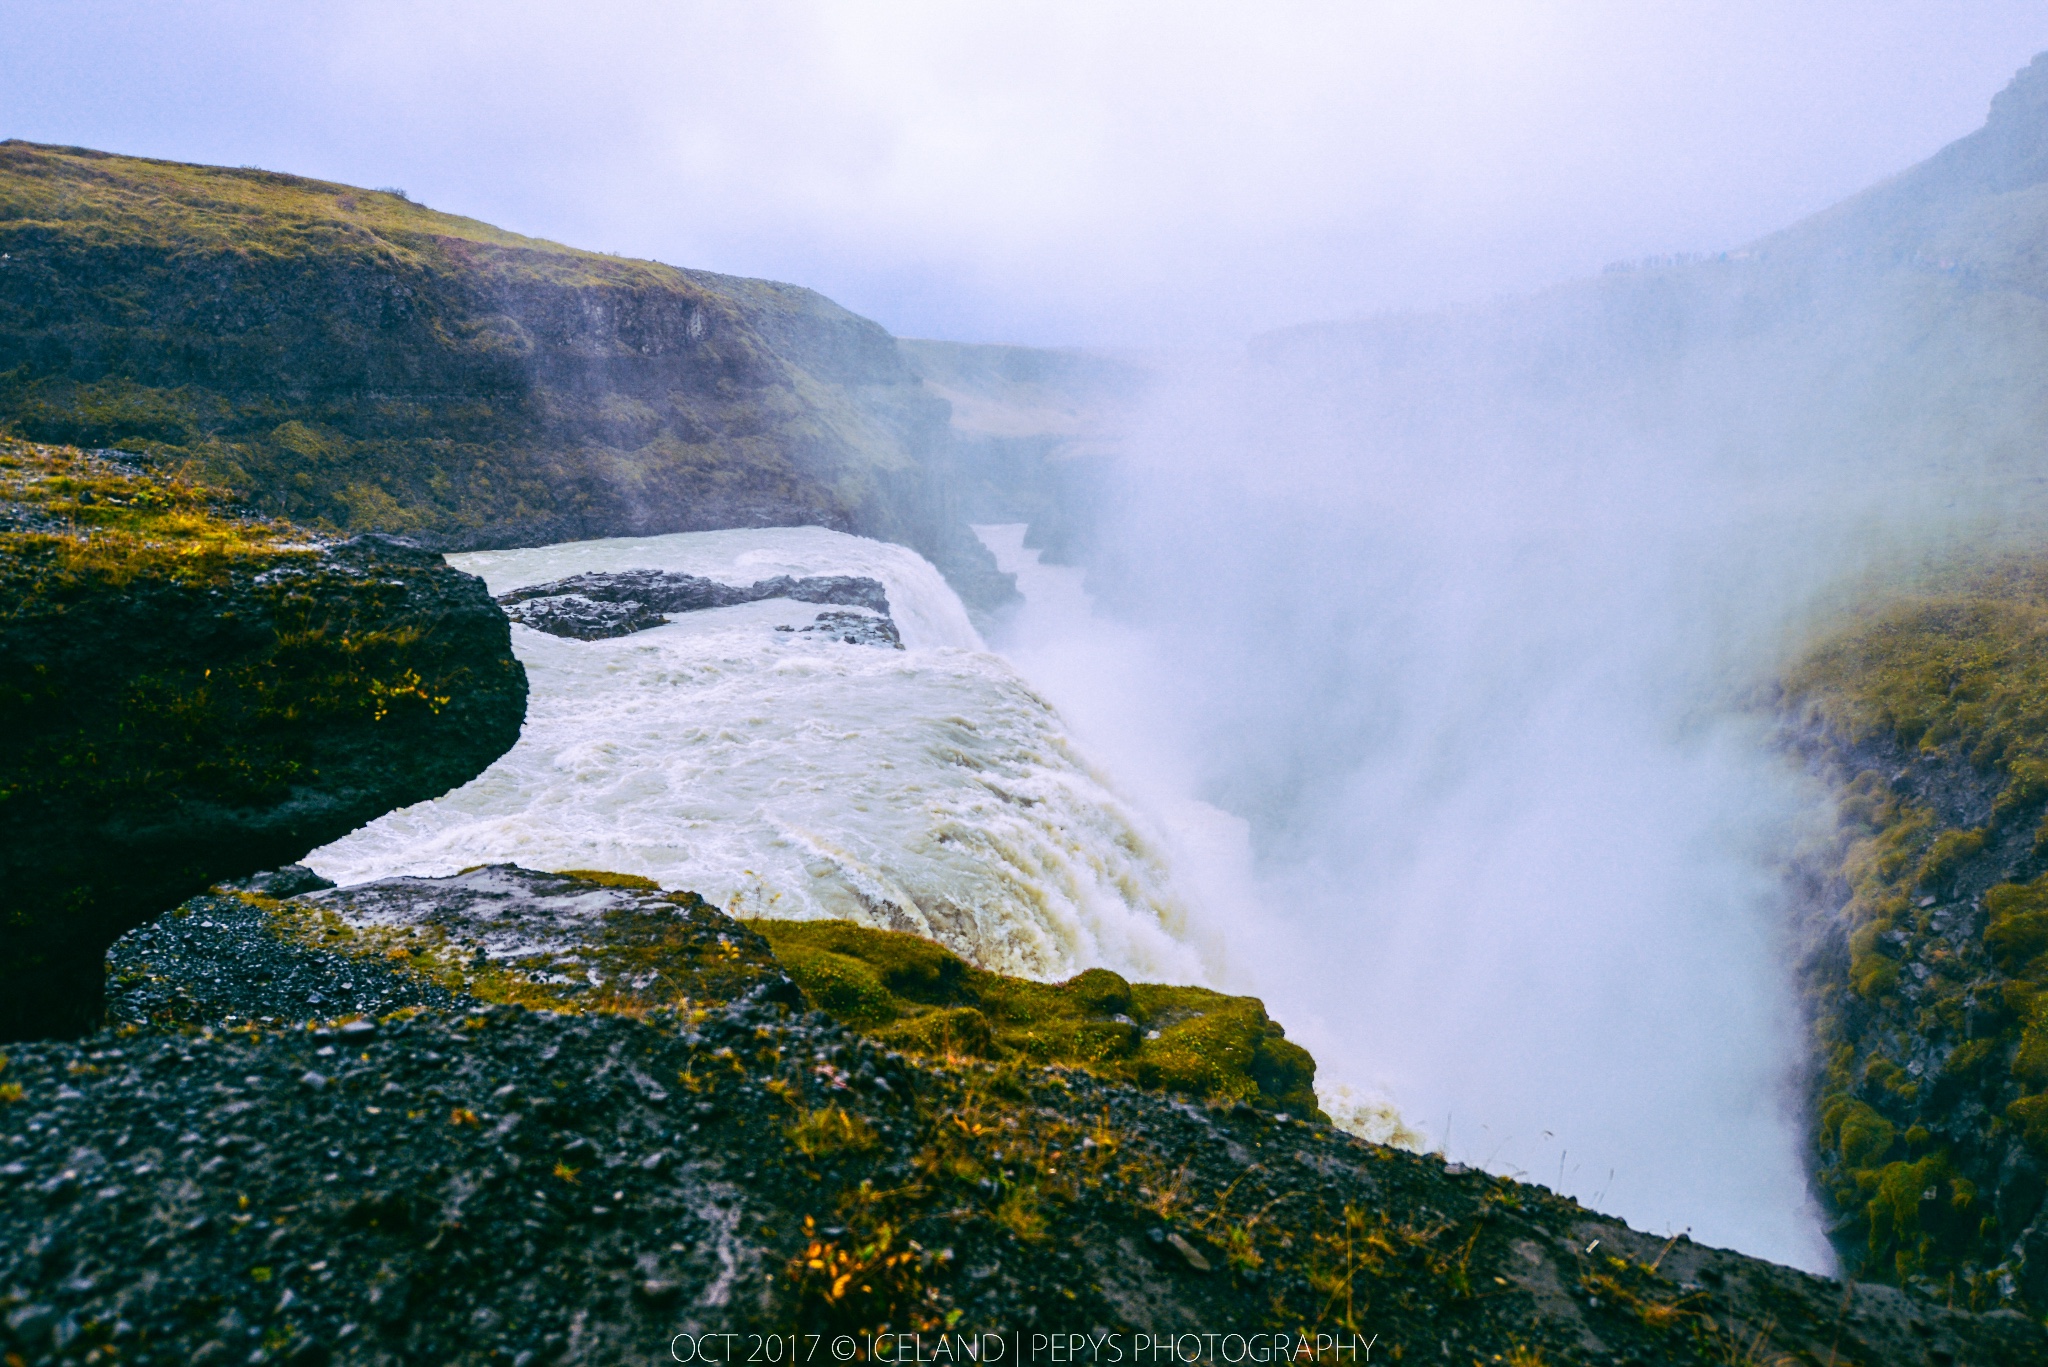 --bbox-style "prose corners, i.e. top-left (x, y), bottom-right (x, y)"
top-left (0, 879), bottom-right (2042, 1365)
top-left (106, 891), bottom-right (461, 1030)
